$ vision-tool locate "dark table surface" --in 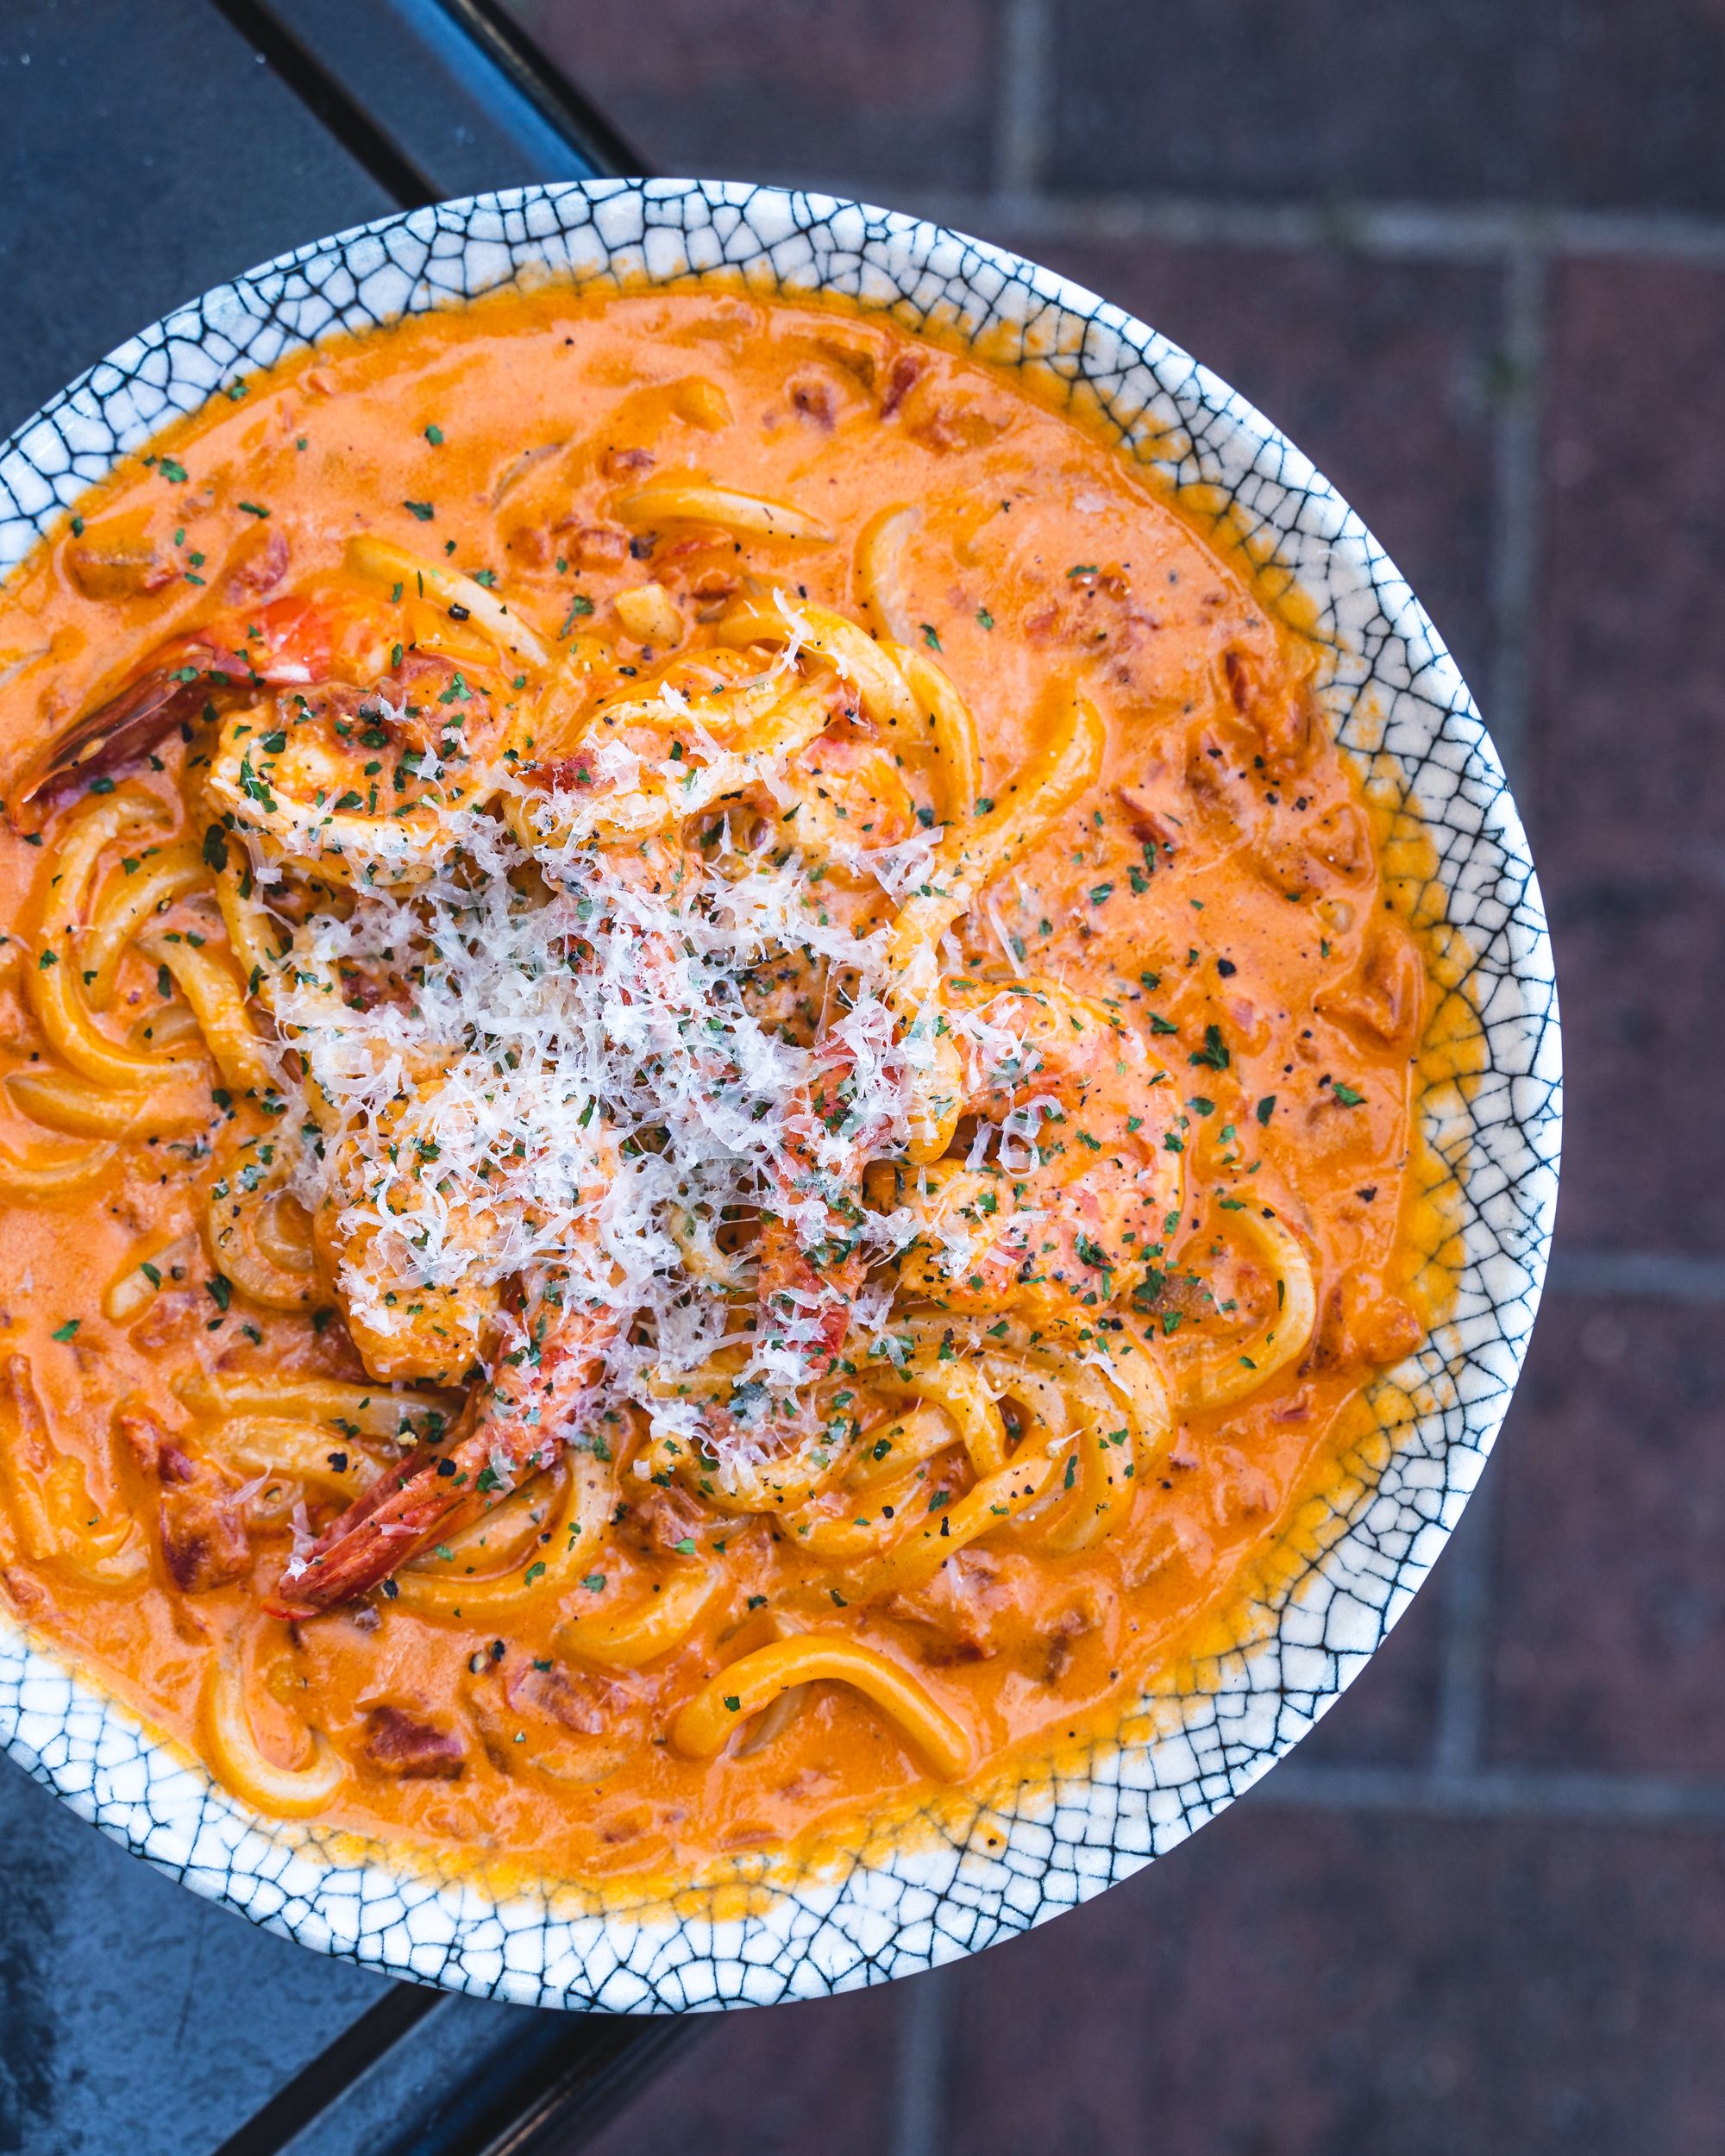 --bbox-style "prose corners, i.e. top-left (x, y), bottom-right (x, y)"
top-left (0, 9), bottom-right (687, 2153)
